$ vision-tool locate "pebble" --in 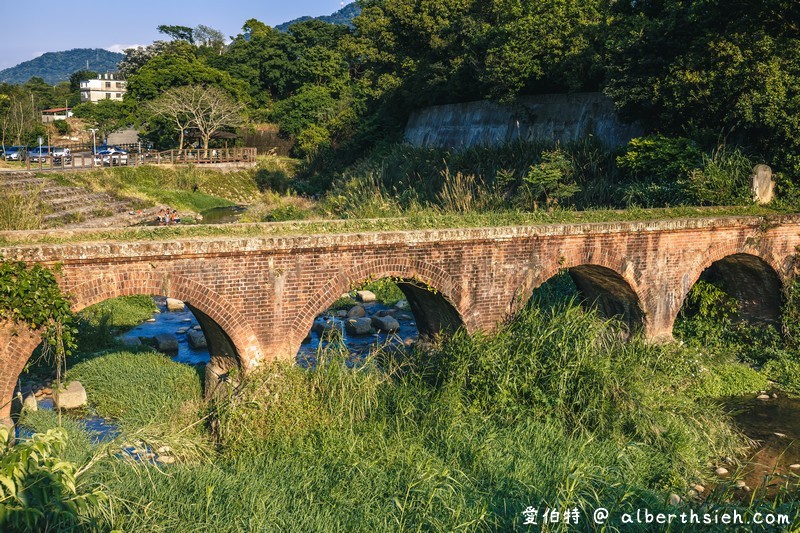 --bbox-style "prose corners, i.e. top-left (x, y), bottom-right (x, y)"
top-left (774, 432), bottom-right (787, 438)
top-left (182, 318), bottom-right (192, 323)
top-left (715, 467), bottom-right (729, 476)
top-left (157, 455), bottom-right (176, 464)
top-left (772, 393), bottom-right (779, 399)
top-left (157, 446), bottom-right (172, 454)
top-left (757, 394), bottom-right (770, 400)
top-left (146, 318), bottom-right (156, 323)
top-left (687, 489), bottom-right (697, 498)
top-left (668, 493), bottom-right (681, 506)
top-left (789, 464), bottom-right (800, 470)
top-left (193, 325), bottom-right (202, 330)
top-left (693, 484), bottom-right (705, 493)
top-left (735, 480), bottom-right (747, 488)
